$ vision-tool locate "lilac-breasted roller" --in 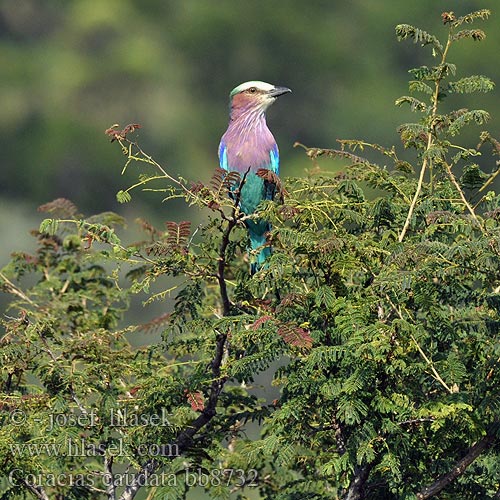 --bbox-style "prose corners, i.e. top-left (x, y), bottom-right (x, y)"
top-left (218, 81), bottom-right (291, 273)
